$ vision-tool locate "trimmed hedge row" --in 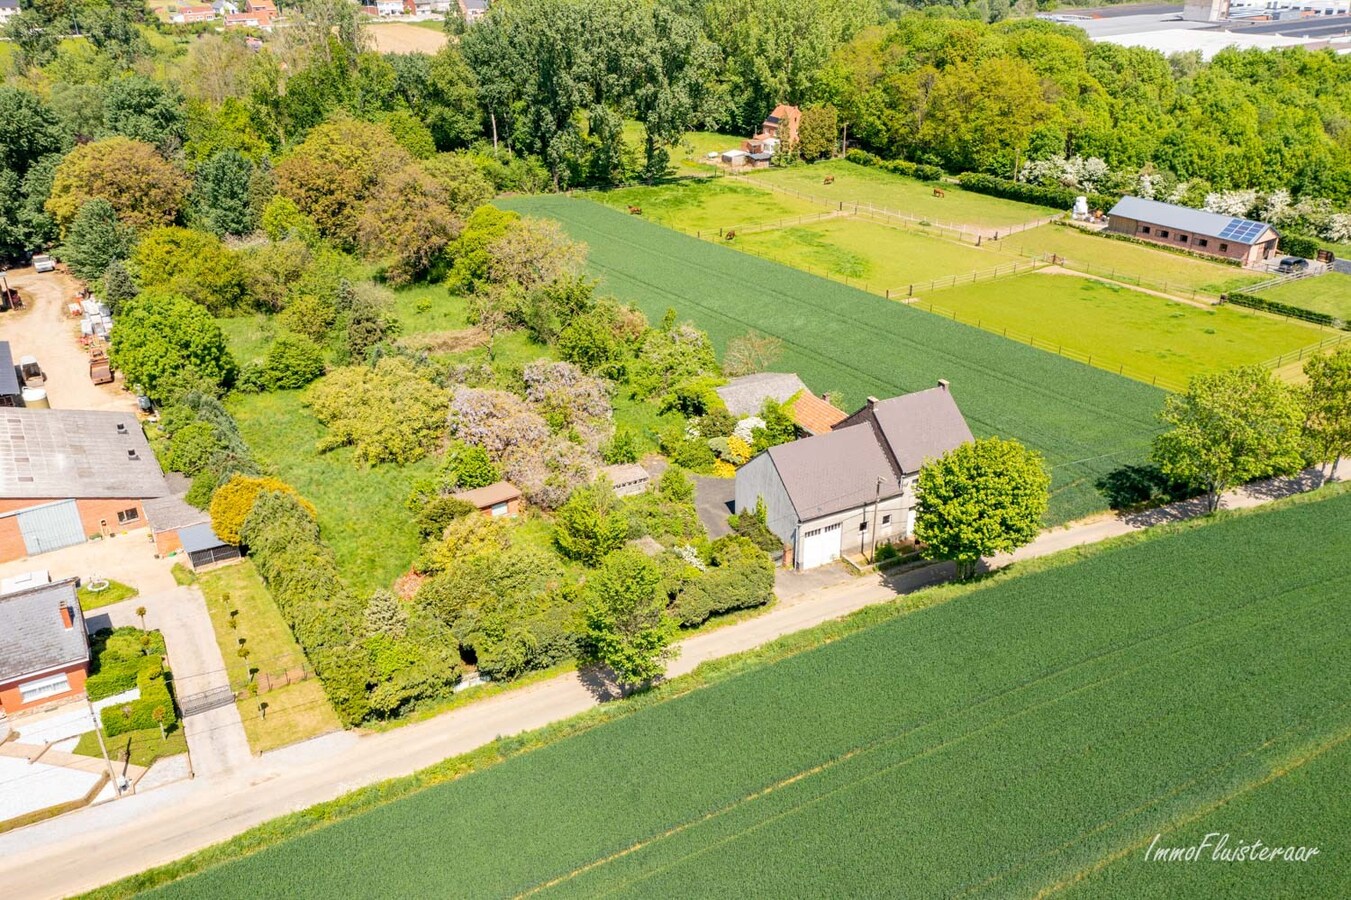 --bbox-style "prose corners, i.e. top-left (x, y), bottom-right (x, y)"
top-left (86, 628), bottom-right (168, 701)
top-left (845, 148), bottom-right (945, 183)
top-left (956, 172), bottom-right (1114, 214)
top-left (100, 651), bottom-right (178, 738)
top-left (1277, 233), bottom-right (1322, 260)
top-left (1225, 291), bottom-right (1349, 330)
top-left (671, 536), bottom-right (776, 627)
